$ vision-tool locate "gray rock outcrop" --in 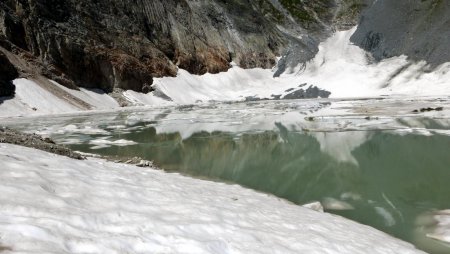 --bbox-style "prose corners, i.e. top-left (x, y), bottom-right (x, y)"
top-left (273, 0), bottom-right (368, 76)
top-left (351, 0), bottom-right (450, 67)
top-left (0, 0), bottom-right (290, 92)
top-left (0, 0), bottom-right (368, 94)
top-left (1, 0), bottom-right (447, 99)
